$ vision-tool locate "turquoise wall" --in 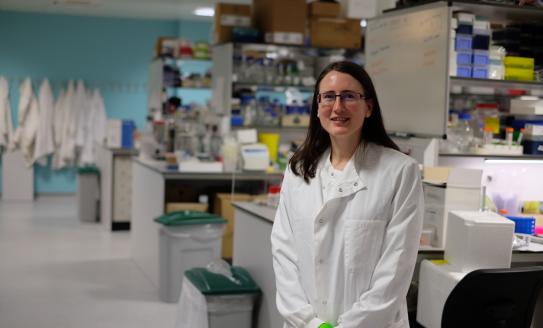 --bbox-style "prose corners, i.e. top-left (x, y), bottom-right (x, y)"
top-left (0, 11), bottom-right (212, 193)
